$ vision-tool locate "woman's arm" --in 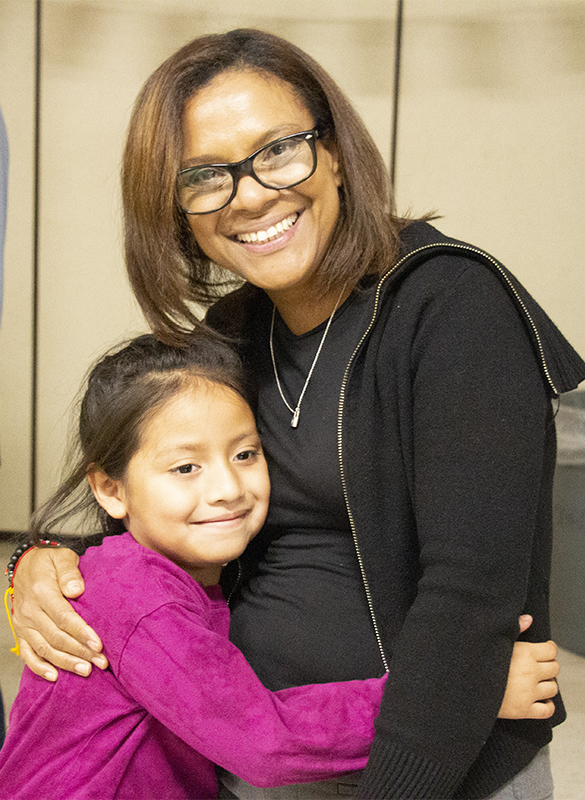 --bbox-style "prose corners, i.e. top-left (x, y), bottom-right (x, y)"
top-left (11, 547), bottom-right (108, 679)
top-left (358, 263), bottom-right (561, 797)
